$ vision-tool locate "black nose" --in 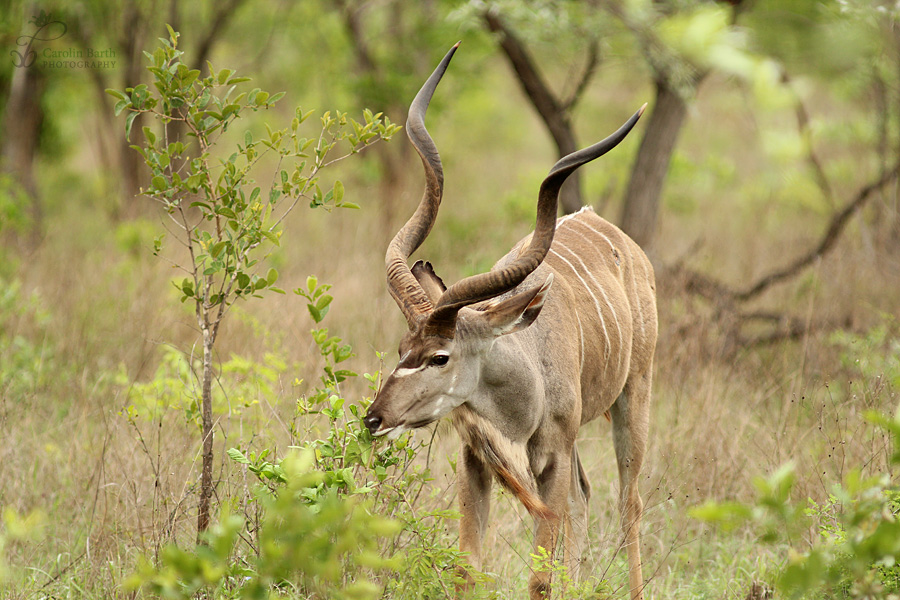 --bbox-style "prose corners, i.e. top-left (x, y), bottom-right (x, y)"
top-left (363, 414), bottom-right (382, 434)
